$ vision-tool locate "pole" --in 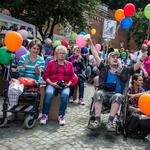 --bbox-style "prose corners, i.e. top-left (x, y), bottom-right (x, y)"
top-left (147, 18), bottom-right (150, 41)
top-left (105, 39), bottom-right (109, 64)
